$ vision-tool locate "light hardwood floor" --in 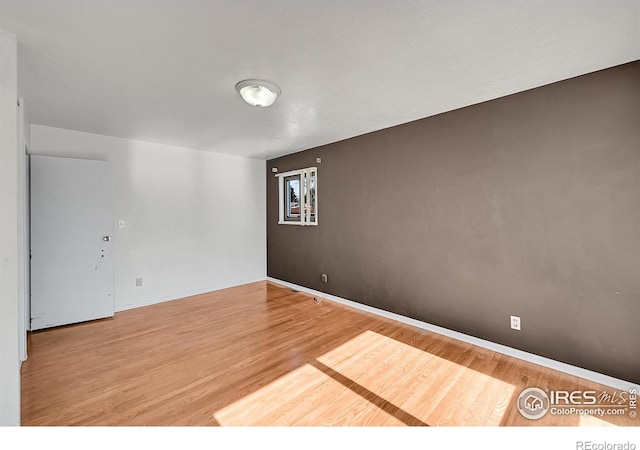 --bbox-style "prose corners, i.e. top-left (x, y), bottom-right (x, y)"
top-left (21, 281), bottom-right (637, 426)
